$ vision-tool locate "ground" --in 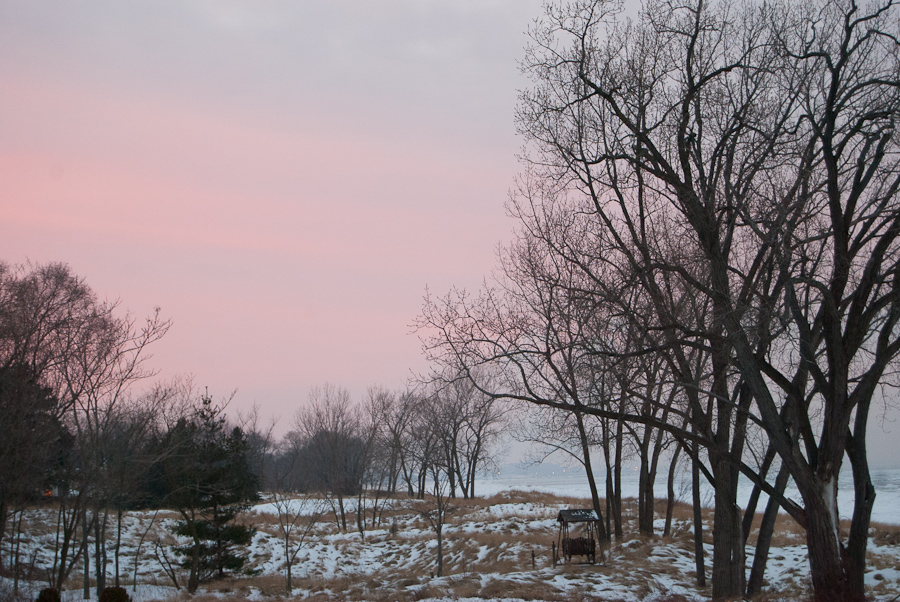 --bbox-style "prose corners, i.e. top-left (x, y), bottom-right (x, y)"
top-left (2, 490), bottom-right (900, 602)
